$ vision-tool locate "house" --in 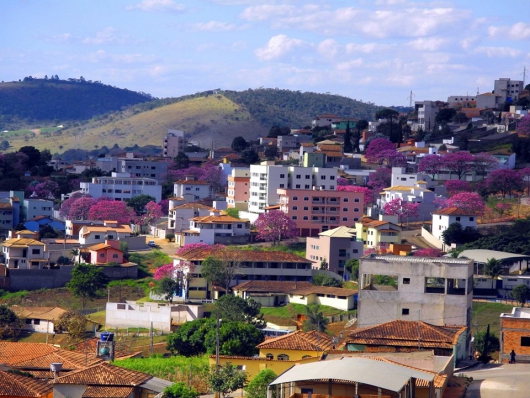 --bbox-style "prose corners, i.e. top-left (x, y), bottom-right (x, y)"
top-left (52, 362), bottom-right (172, 398)
top-left (278, 188), bottom-right (364, 238)
top-left (358, 255), bottom-right (473, 333)
top-left (302, 152), bottom-right (325, 168)
top-left (65, 220), bottom-right (104, 238)
top-left (11, 306), bottom-right (98, 334)
top-left (78, 221), bottom-right (132, 246)
top-left (0, 369), bottom-right (52, 398)
top-left (80, 172), bottom-right (162, 202)
top-left (173, 246), bottom-right (314, 300)
top-left (380, 183), bottom-right (439, 222)
top-left (500, 307), bottom-right (530, 364)
top-left (431, 207), bottom-right (478, 250)
top-left (86, 240), bottom-right (124, 265)
top-left (168, 202), bottom-right (214, 233)
top-left (173, 176), bottom-right (212, 203)
top-left (312, 113), bottom-right (341, 128)
top-left (176, 210), bottom-right (250, 247)
top-left (354, 215), bottom-right (402, 250)
top-left (227, 168), bottom-right (250, 210)
top-left (232, 280), bottom-right (356, 310)
top-left (163, 129), bottom-right (185, 158)
top-left (105, 301), bottom-right (204, 332)
top-left (345, 319), bottom-right (468, 365)
top-left (256, 330), bottom-right (343, 361)
top-left (24, 198), bottom-right (54, 221)
top-left (2, 237), bottom-right (49, 269)
top-left (248, 164), bottom-right (338, 214)
top-left (306, 226), bottom-right (363, 277)
top-left (24, 216), bottom-right (65, 233)
top-left (268, 356), bottom-right (440, 398)
top-left (390, 167), bottom-right (435, 189)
